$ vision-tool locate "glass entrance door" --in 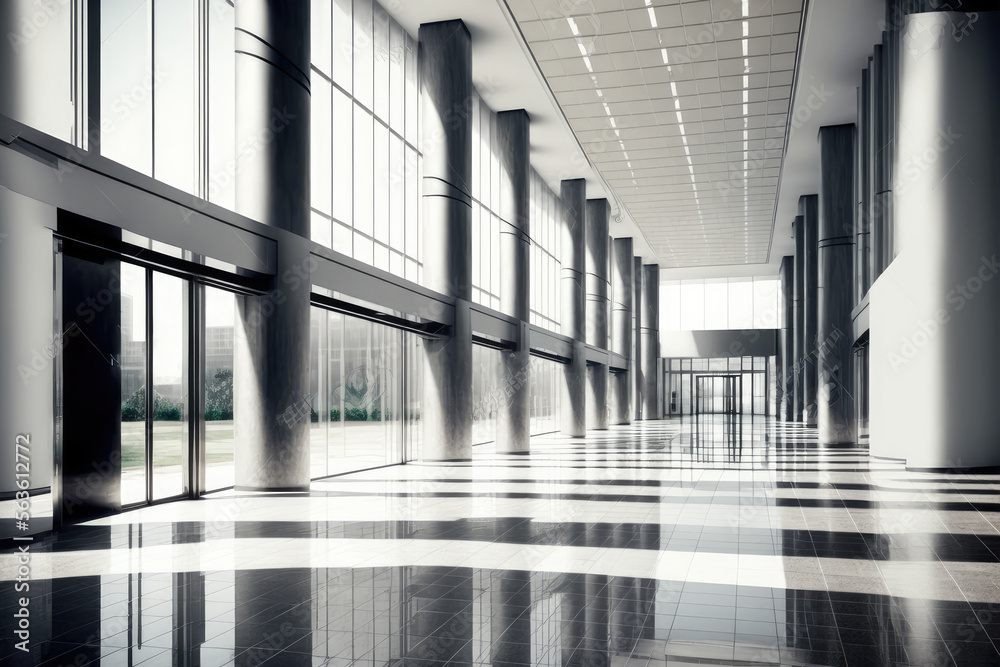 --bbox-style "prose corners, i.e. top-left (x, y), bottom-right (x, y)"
top-left (120, 263), bottom-right (190, 506)
top-left (694, 375), bottom-right (743, 415)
